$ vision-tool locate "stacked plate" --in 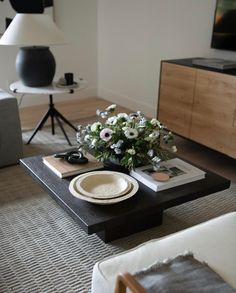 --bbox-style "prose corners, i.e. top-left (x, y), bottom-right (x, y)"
top-left (69, 171), bottom-right (139, 205)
